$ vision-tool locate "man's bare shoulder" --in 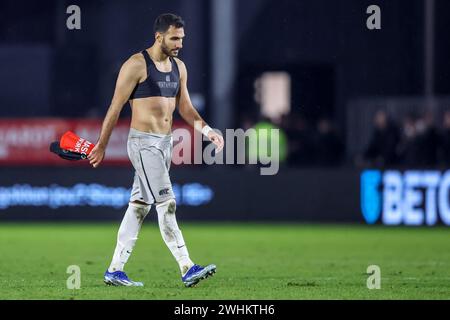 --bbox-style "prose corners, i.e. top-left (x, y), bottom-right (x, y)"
top-left (173, 57), bottom-right (185, 65)
top-left (118, 53), bottom-right (146, 82)
top-left (124, 53), bottom-right (146, 70)
top-left (173, 57), bottom-right (187, 74)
